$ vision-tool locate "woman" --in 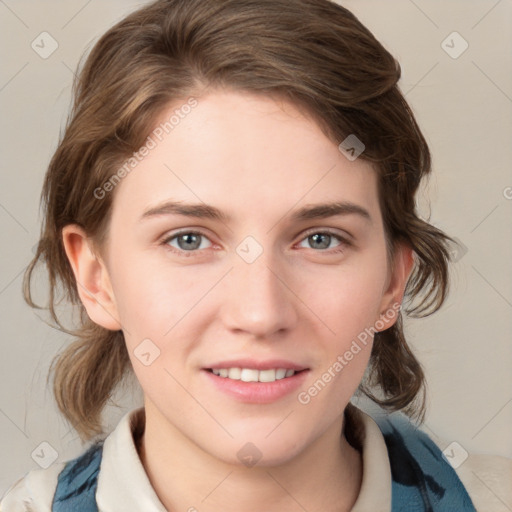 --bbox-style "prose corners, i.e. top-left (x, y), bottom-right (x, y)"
top-left (1, 0), bottom-right (509, 510)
